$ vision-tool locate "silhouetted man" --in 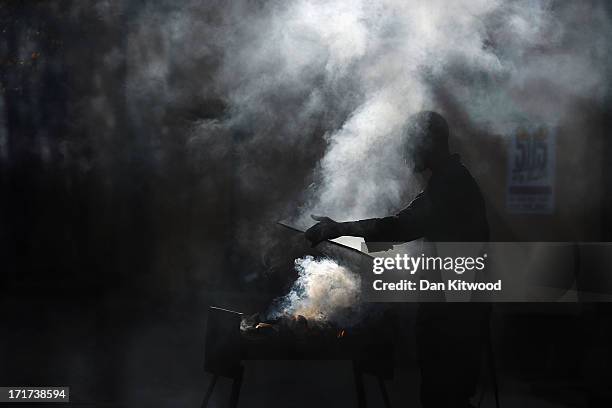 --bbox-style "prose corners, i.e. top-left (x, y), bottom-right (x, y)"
top-left (306, 111), bottom-right (490, 408)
